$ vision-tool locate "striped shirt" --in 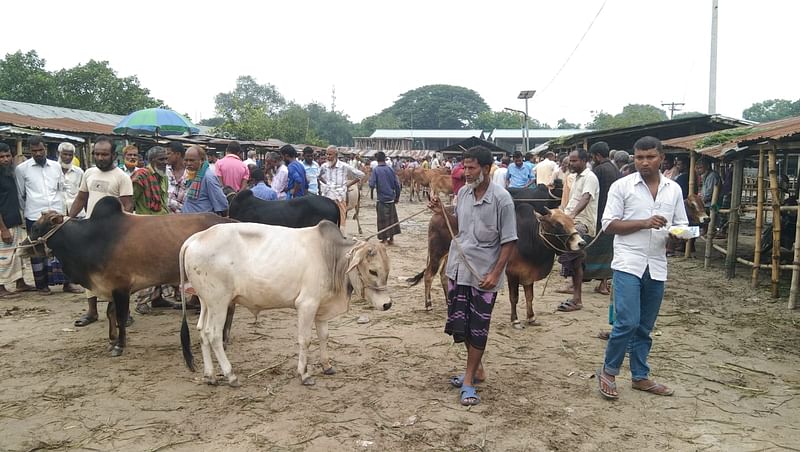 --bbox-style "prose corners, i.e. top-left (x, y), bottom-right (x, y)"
top-left (320, 160), bottom-right (364, 202)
